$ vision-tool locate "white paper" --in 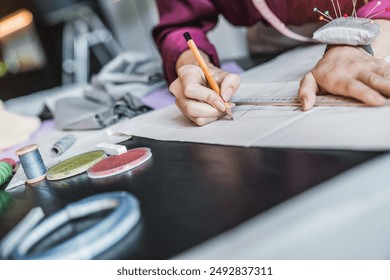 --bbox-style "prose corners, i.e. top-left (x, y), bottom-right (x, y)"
top-left (114, 45), bottom-right (390, 151)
